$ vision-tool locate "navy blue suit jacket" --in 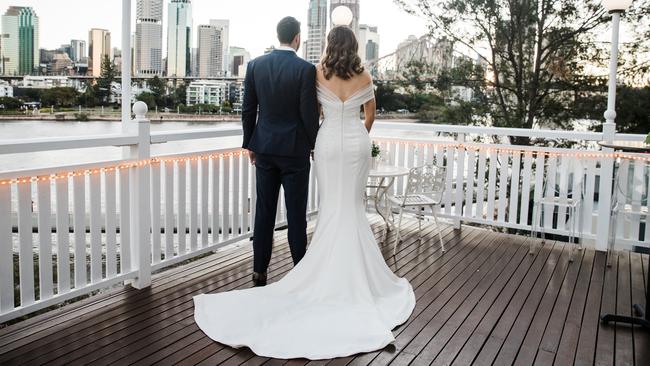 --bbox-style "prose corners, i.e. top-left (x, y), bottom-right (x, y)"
top-left (241, 49), bottom-right (320, 158)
